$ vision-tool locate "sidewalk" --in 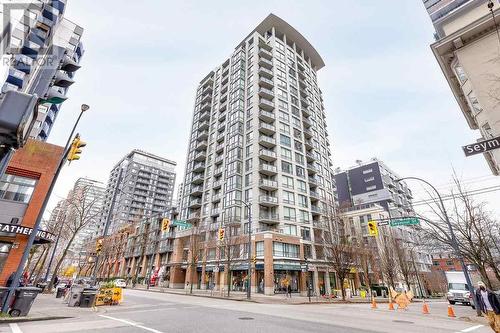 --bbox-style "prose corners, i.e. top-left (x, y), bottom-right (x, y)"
top-left (132, 285), bottom-right (432, 305)
top-left (0, 293), bottom-right (103, 323)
